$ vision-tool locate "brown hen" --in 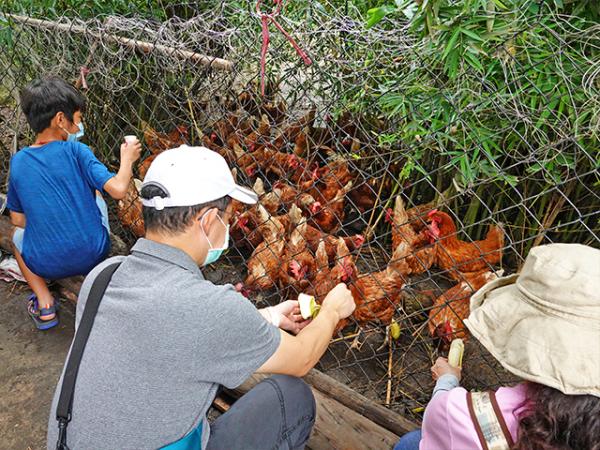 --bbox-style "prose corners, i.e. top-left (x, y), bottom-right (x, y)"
top-left (243, 206), bottom-right (286, 292)
top-left (330, 240), bottom-right (411, 331)
top-left (428, 270), bottom-right (500, 349)
top-left (117, 179), bottom-right (145, 237)
top-left (427, 210), bottom-right (505, 281)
